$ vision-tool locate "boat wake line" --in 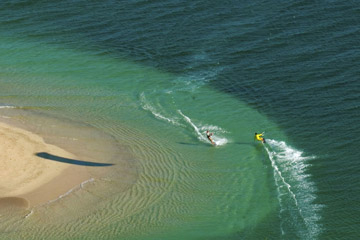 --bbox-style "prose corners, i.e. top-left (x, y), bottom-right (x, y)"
top-left (264, 139), bottom-right (322, 239)
top-left (140, 92), bottom-right (228, 146)
top-left (177, 110), bottom-right (228, 146)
